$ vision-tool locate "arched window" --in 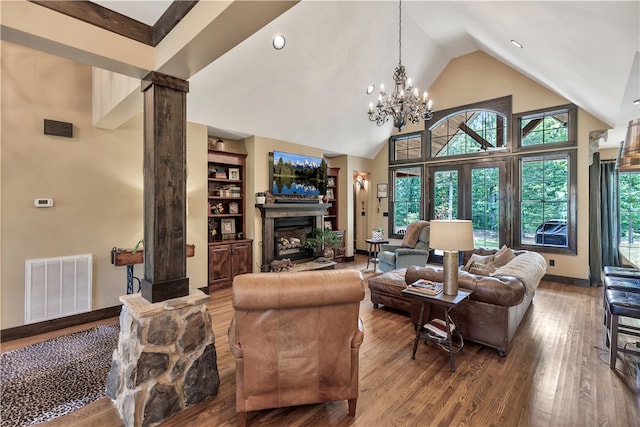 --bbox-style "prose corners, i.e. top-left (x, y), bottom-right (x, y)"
top-left (428, 96), bottom-right (511, 158)
top-left (431, 109), bottom-right (508, 157)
